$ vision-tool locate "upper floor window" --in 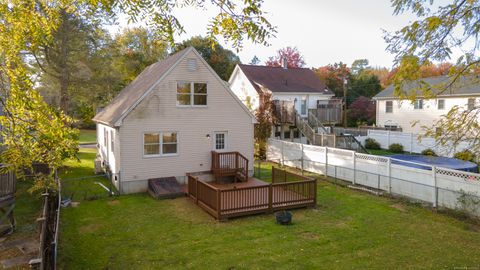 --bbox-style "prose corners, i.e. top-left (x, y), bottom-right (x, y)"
top-left (413, 99), bottom-right (423, 110)
top-left (467, 98), bottom-right (476, 110)
top-left (176, 82), bottom-right (207, 106)
top-left (385, 101), bottom-right (393, 113)
top-left (437, 99), bottom-right (445, 110)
